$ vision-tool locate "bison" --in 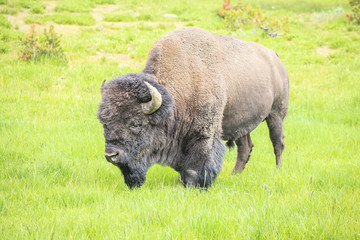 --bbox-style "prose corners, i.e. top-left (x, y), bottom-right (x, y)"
top-left (97, 27), bottom-right (289, 189)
